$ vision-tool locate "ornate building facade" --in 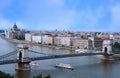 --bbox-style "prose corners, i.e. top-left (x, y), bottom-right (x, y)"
top-left (5, 23), bottom-right (26, 40)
